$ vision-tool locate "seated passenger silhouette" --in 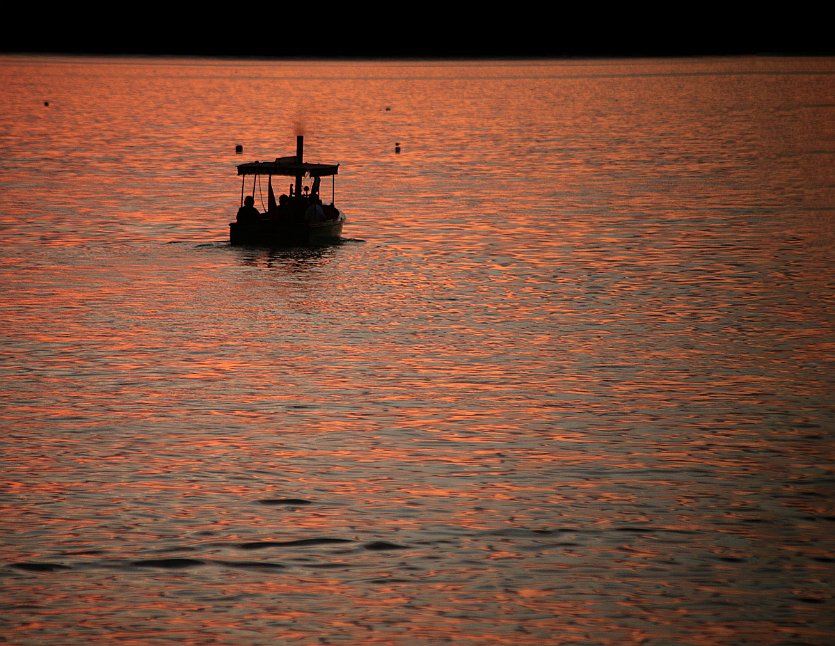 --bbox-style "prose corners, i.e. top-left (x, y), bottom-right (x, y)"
top-left (236, 195), bottom-right (260, 223)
